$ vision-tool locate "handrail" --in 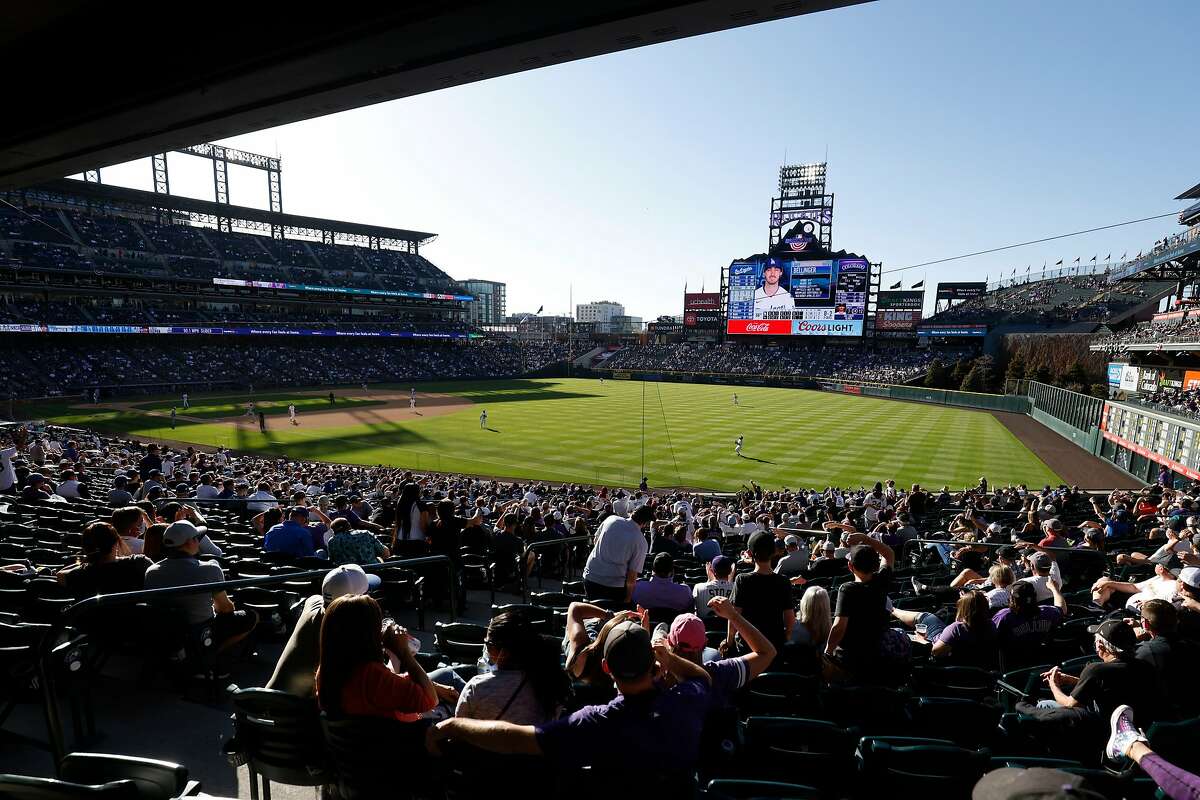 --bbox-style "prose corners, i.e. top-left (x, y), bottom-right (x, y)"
top-left (36, 554), bottom-right (455, 771)
top-left (520, 534), bottom-right (593, 602)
